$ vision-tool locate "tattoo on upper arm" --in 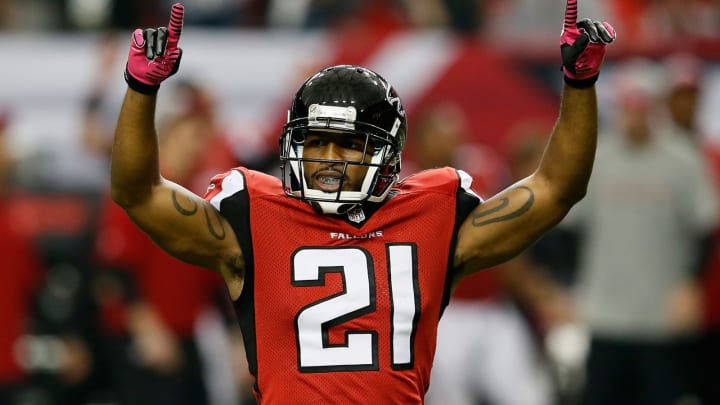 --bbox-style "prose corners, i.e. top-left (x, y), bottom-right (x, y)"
top-left (204, 206), bottom-right (227, 240)
top-left (471, 186), bottom-right (535, 227)
top-left (171, 190), bottom-right (227, 241)
top-left (172, 190), bottom-right (199, 215)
